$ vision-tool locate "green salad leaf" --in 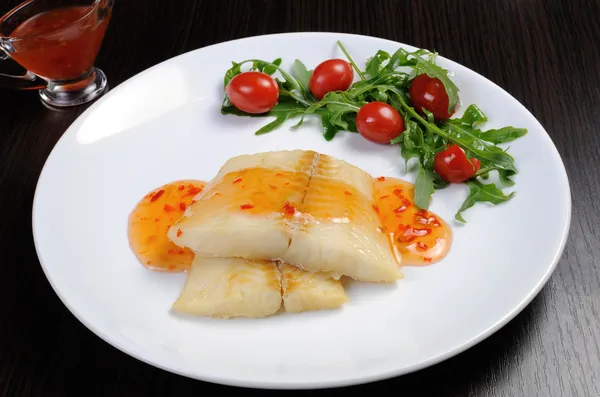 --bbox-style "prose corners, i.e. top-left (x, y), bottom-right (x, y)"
top-left (456, 180), bottom-right (515, 223)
